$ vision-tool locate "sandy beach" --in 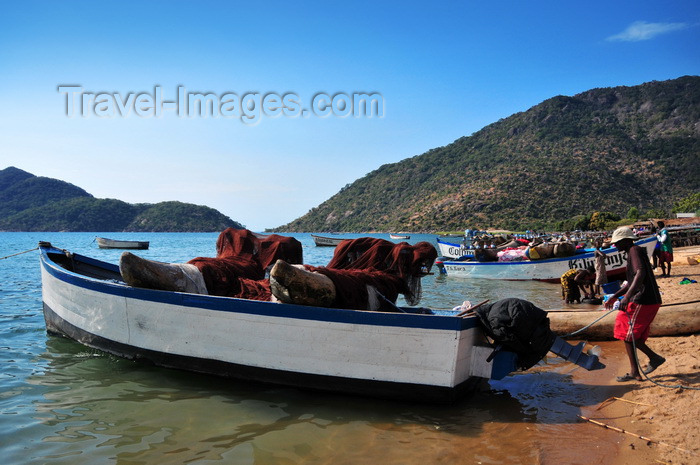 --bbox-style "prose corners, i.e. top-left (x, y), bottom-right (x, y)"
top-left (588, 246), bottom-right (700, 465)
